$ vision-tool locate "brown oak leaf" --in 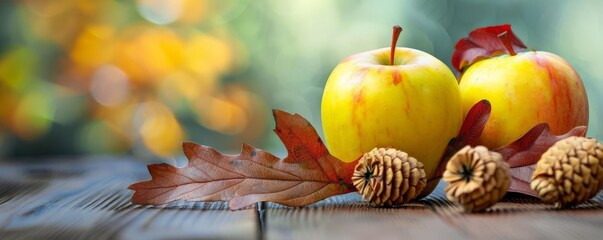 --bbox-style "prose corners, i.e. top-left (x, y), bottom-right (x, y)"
top-left (451, 24), bottom-right (527, 73)
top-left (493, 124), bottom-right (587, 197)
top-left (129, 110), bottom-right (358, 210)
